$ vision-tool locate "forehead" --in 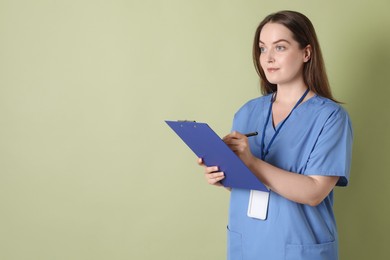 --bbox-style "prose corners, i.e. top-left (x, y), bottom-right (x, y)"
top-left (259, 22), bottom-right (295, 44)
